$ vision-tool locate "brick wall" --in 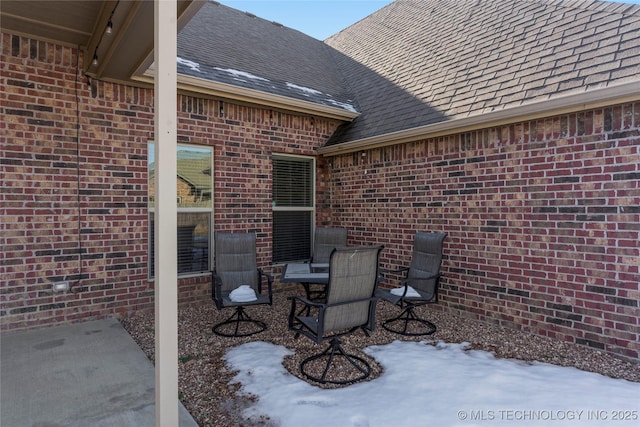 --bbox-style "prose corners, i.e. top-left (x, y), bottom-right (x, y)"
top-left (175, 96), bottom-right (340, 298)
top-left (2, 34), bottom-right (155, 329)
top-left (1, 33), bottom-right (339, 330)
top-left (325, 105), bottom-right (640, 360)
top-left (2, 32), bottom-right (638, 362)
